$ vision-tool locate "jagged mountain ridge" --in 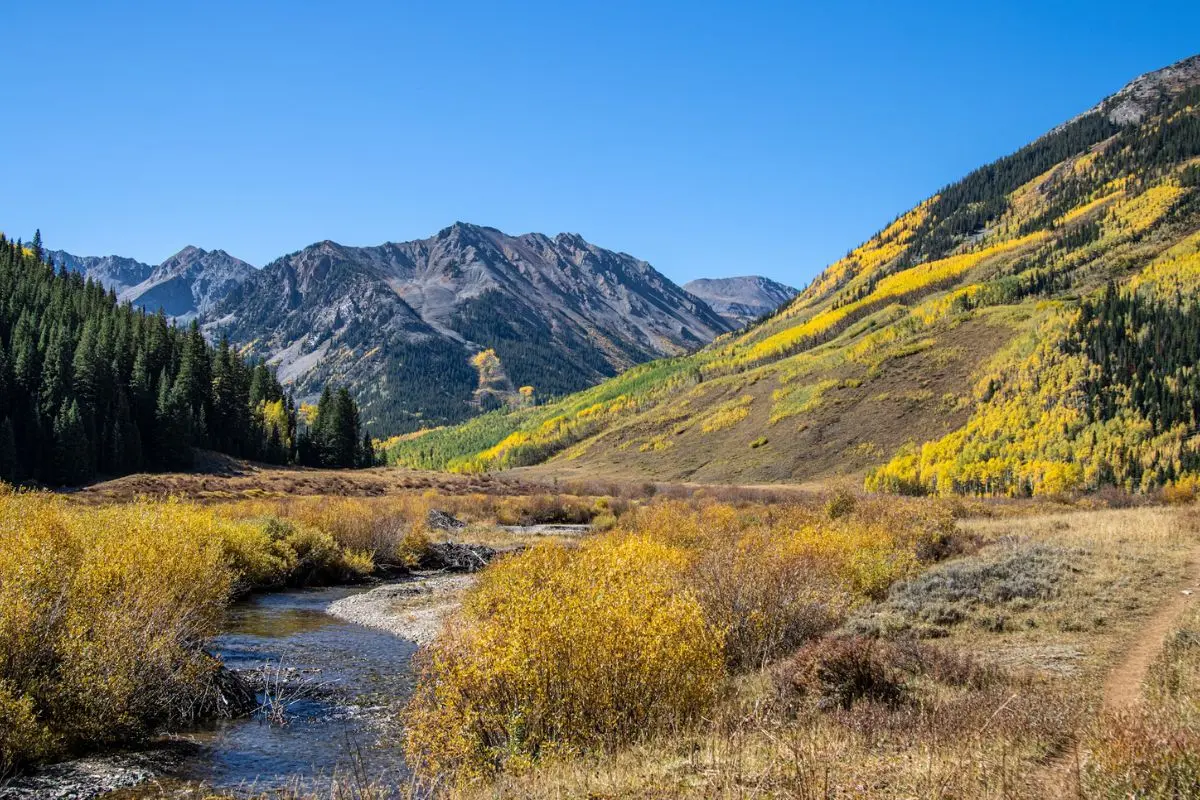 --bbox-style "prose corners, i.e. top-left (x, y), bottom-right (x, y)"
top-left (52, 245), bottom-right (254, 321)
top-left (49, 250), bottom-right (155, 295)
top-left (123, 246), bottom-right (254, 321)
top-left (683, 276), bottom-right (797, 326)
top-left (387, 54), bottom-right (1200, 488)
top-left (211, 223), bottom-right (732, 433)
top-left (51, 226), bottom-right (733, 434)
